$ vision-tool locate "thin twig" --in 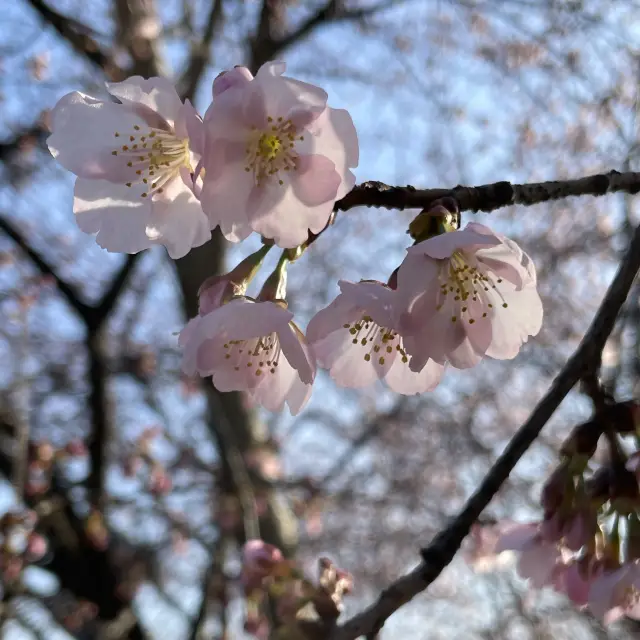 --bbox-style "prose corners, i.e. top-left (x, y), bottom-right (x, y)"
top-left (330, 222), bottom-right (640, 640)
